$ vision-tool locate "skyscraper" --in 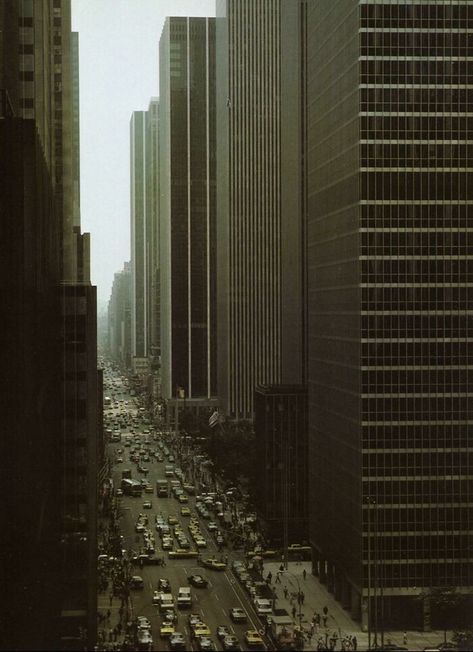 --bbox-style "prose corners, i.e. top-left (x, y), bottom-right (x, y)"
top-left (145, 98), bottom-right (160, 395)
top-left (307, 0), bottom-right (473, 631)
top-left (216, 0), bottom-right (306, 419)
top-left (0, 4), bottom-right (98, 648)
top-left (159, 17), bottom-right (218, 411)
top-left (130, 110), bottom-right (148, 373)
top-left (108, 261), bottom-right (132, 369)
